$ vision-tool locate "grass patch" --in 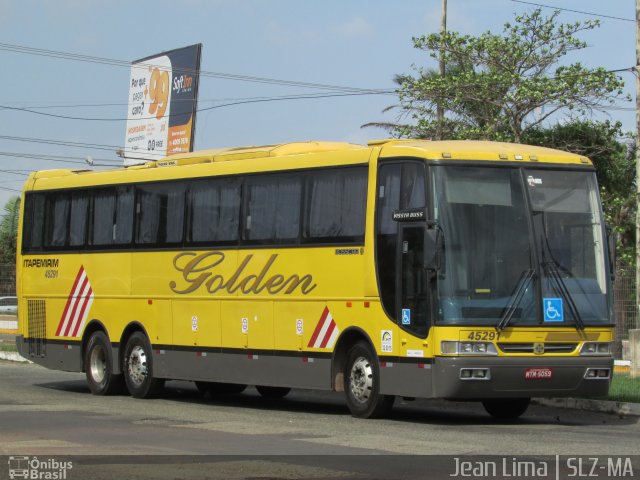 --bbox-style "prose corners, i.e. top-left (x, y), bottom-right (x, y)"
top-left (0, 342), bottom-right (17, 353)
top-left (605, 374), bottom-right (640, 403)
